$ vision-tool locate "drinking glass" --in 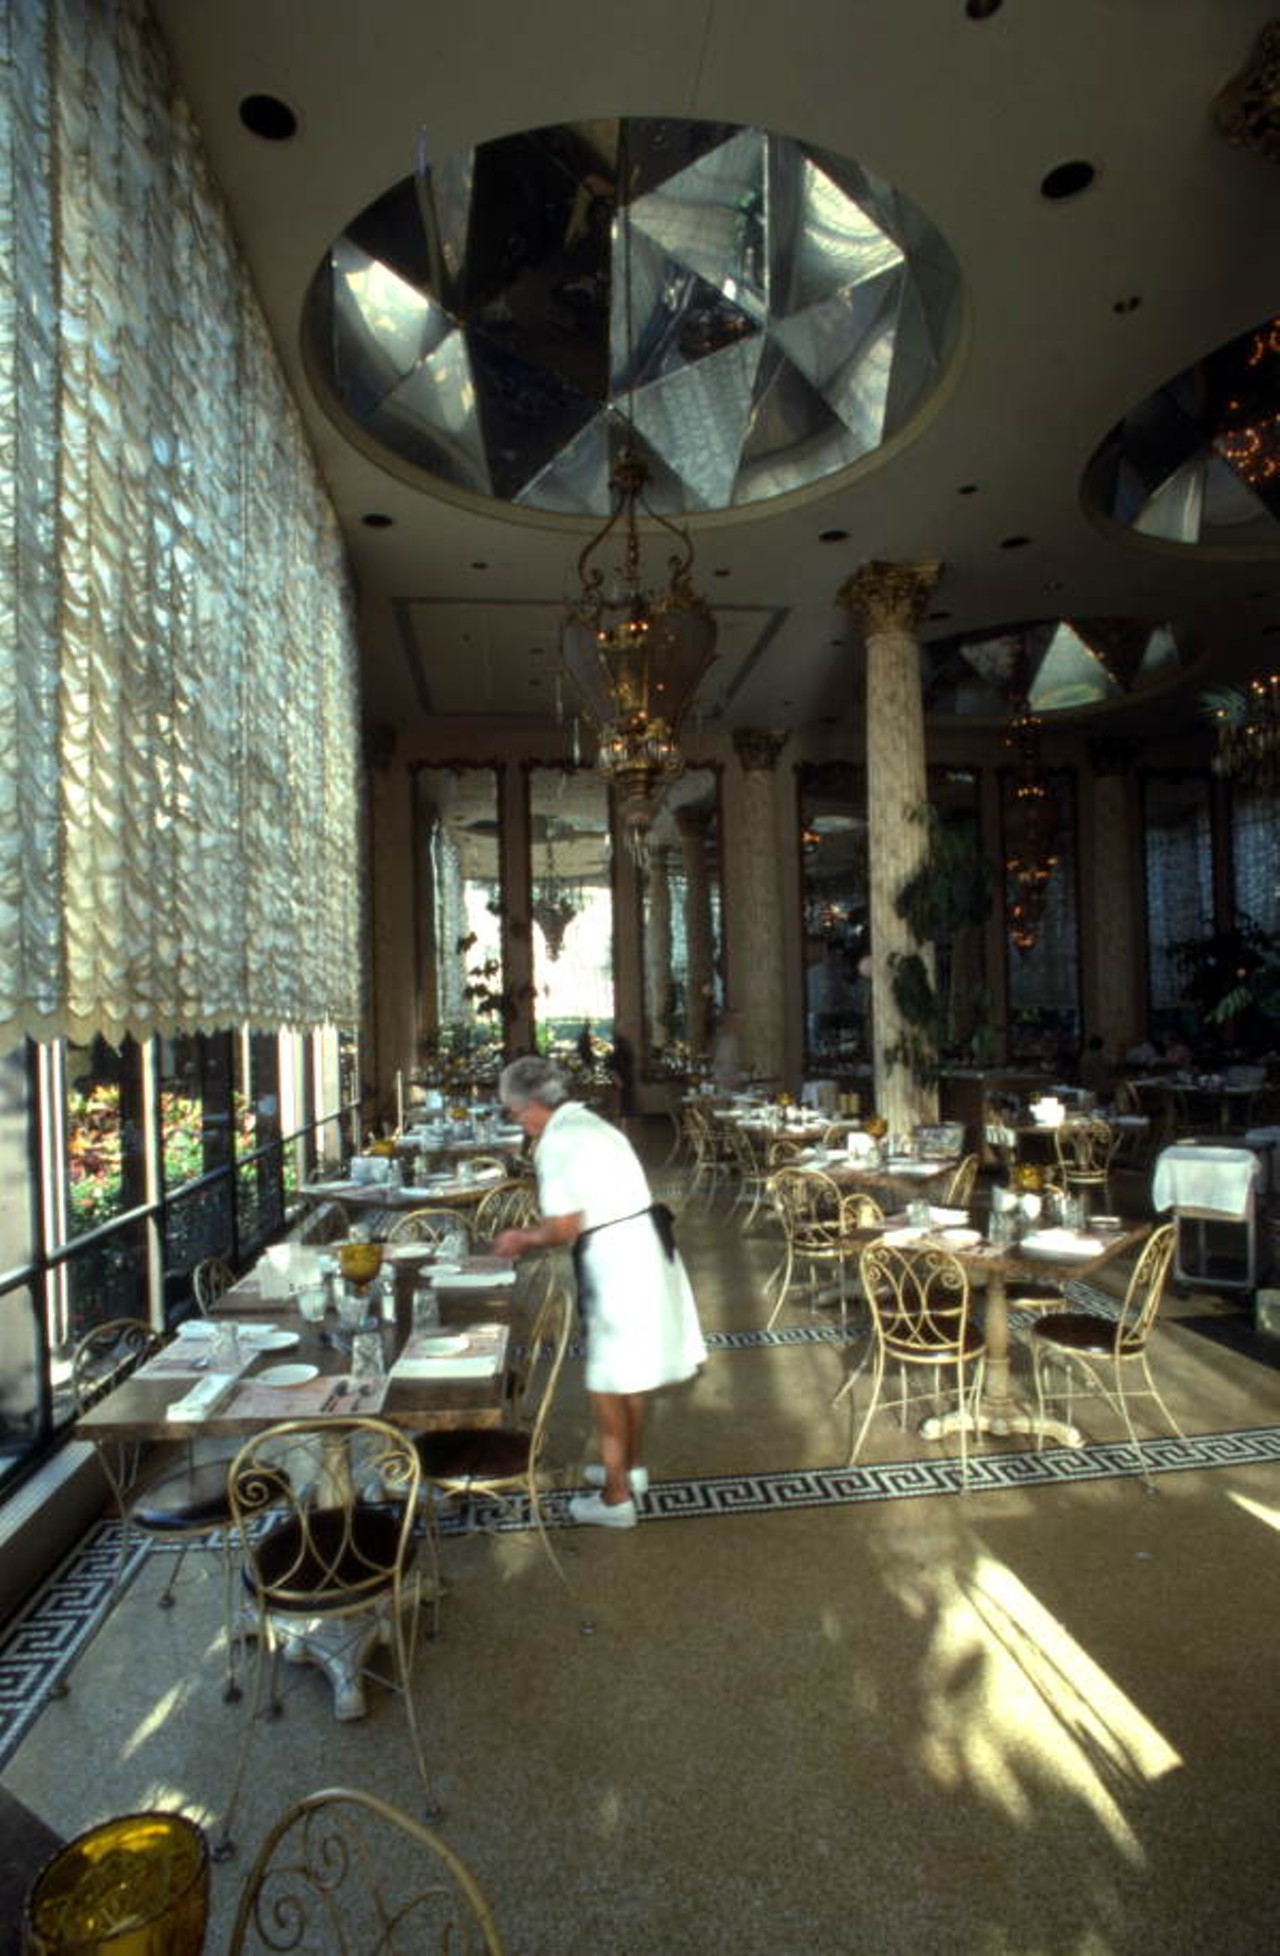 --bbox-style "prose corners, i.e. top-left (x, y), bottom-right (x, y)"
top-left (296, 1284), bottom-right (327, 1324)
top-left (351, 1330), bottom-right (385, 1389)
top-left (412, 1285), bottom-right (441, 1333)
